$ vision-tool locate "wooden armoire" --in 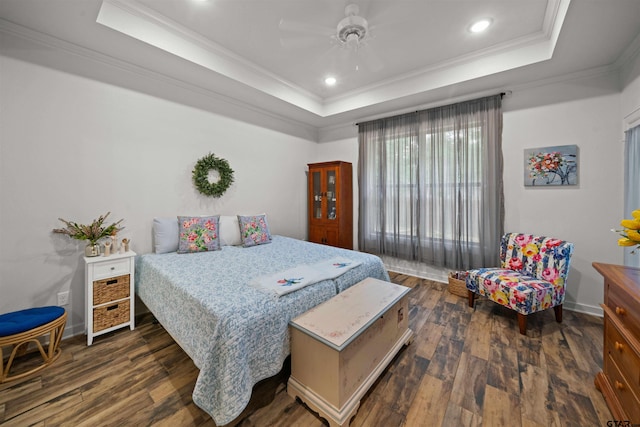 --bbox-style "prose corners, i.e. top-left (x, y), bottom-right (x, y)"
top-left (307, 161), bottom-right (353, 249)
